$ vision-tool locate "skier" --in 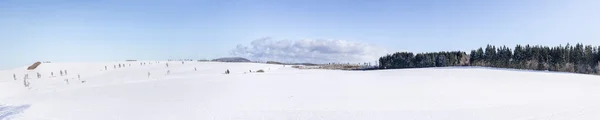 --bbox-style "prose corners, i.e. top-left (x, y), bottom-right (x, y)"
top-left (77, 74), bottom-right (85, 83)
top-left (37, 72), bottom-right (41, 79)
top-left (23, 78), bottom-right (29, 88)
top-left (166, 63), bottom-right (169, 67)
top-left (167, 70), bottom-right (171, 75)
top-left (65, 70), bottom-right (68, 75)
top-left (105, 66), bottom-right (107, 70)
top-left (65, 79), bottom-right (69, 84)
top-left (148, 72), bottom-right (151, 78)
top-left (51, 72), bottom-right (54, 77)
top-left (182, 61), bottom-right (184, 64)
top-left (60, 70), bottom-right (63, 76)
top-left (225, 69), bottom-right (230, 74)
top-left (114, 65), bottom-right (116, 69)
top-left (13, 73), bottom-right (16, 80)
top-left (119, 64), bottom-right (121, 68)
top-left (195, 67), bottom-right (197, 71)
